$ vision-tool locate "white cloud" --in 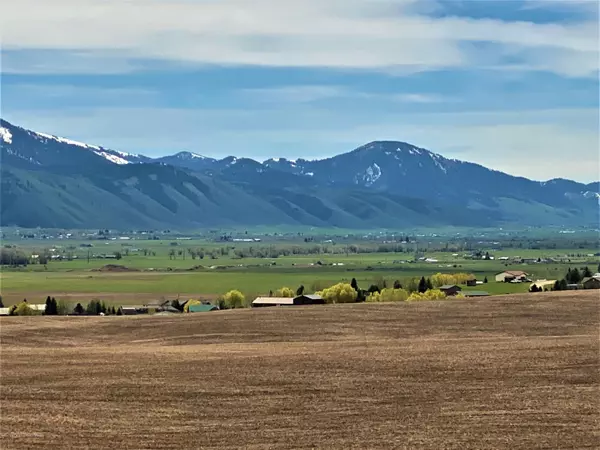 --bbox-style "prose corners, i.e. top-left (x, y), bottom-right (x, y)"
top-left (238, 85), bottom-right (454, 104)
top-left (2, 0), bottom-right (598, 76)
